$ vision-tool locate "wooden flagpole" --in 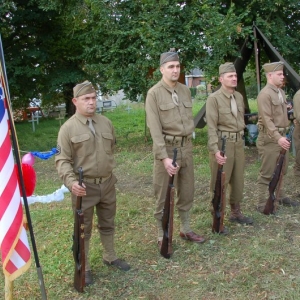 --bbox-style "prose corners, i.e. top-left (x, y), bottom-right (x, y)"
top-left (5, 276), bottom-right (13, 300)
